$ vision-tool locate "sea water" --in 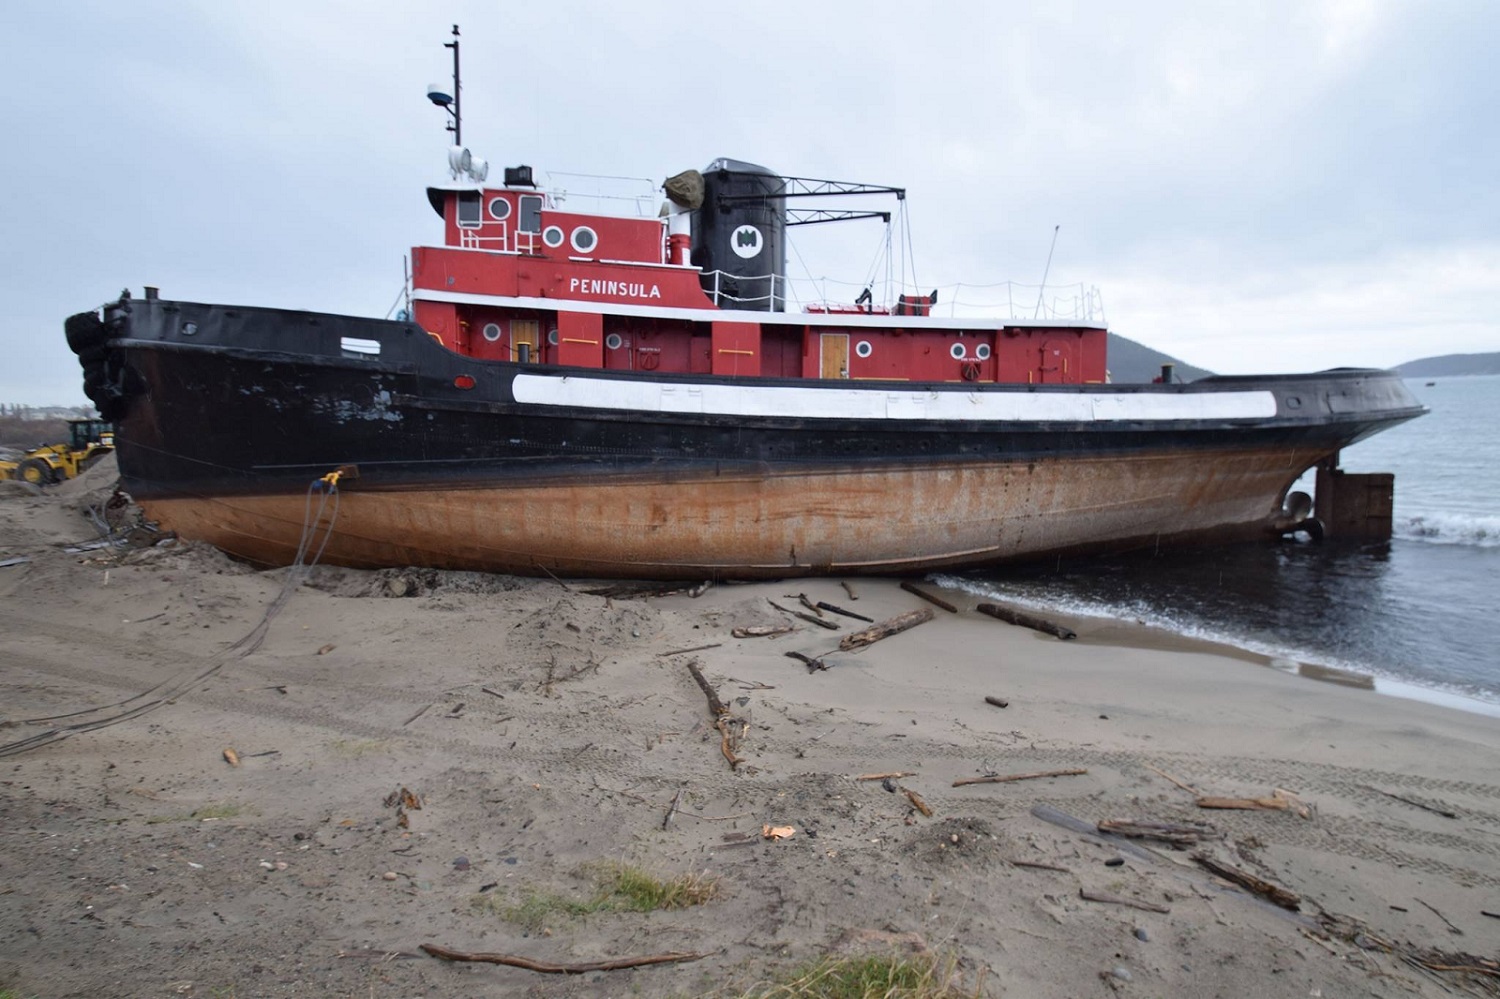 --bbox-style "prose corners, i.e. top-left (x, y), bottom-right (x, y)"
top-left (940, 375), bottom-right (1500, 711)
